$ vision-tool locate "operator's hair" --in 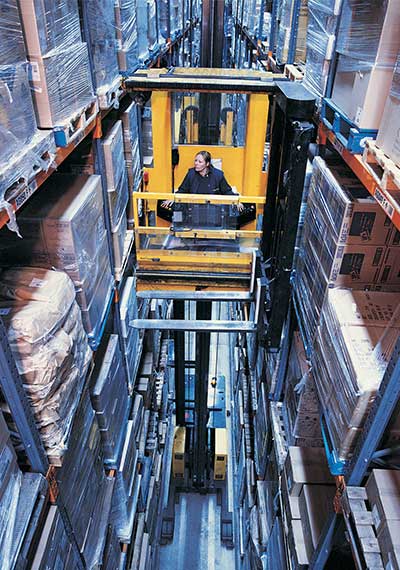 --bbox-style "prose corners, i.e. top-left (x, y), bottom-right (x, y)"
top-left (195, 150), bottom-right (212, 165)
